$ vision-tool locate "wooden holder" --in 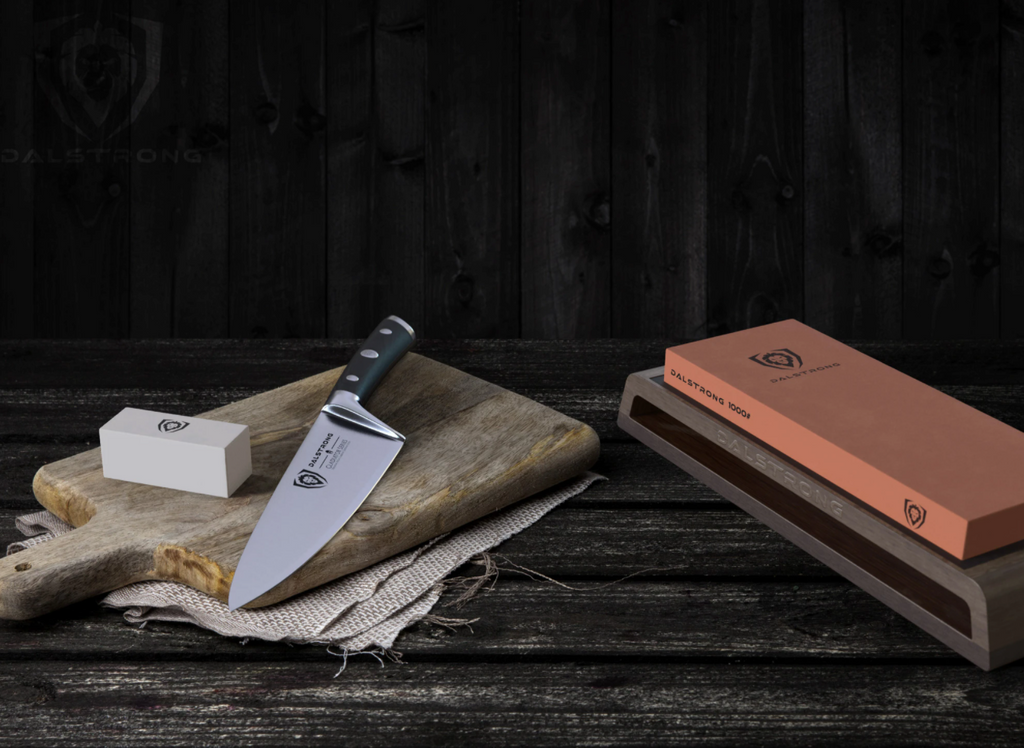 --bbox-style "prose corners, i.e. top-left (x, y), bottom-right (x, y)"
top-left (618, 367), bottom-right (1024, 670)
